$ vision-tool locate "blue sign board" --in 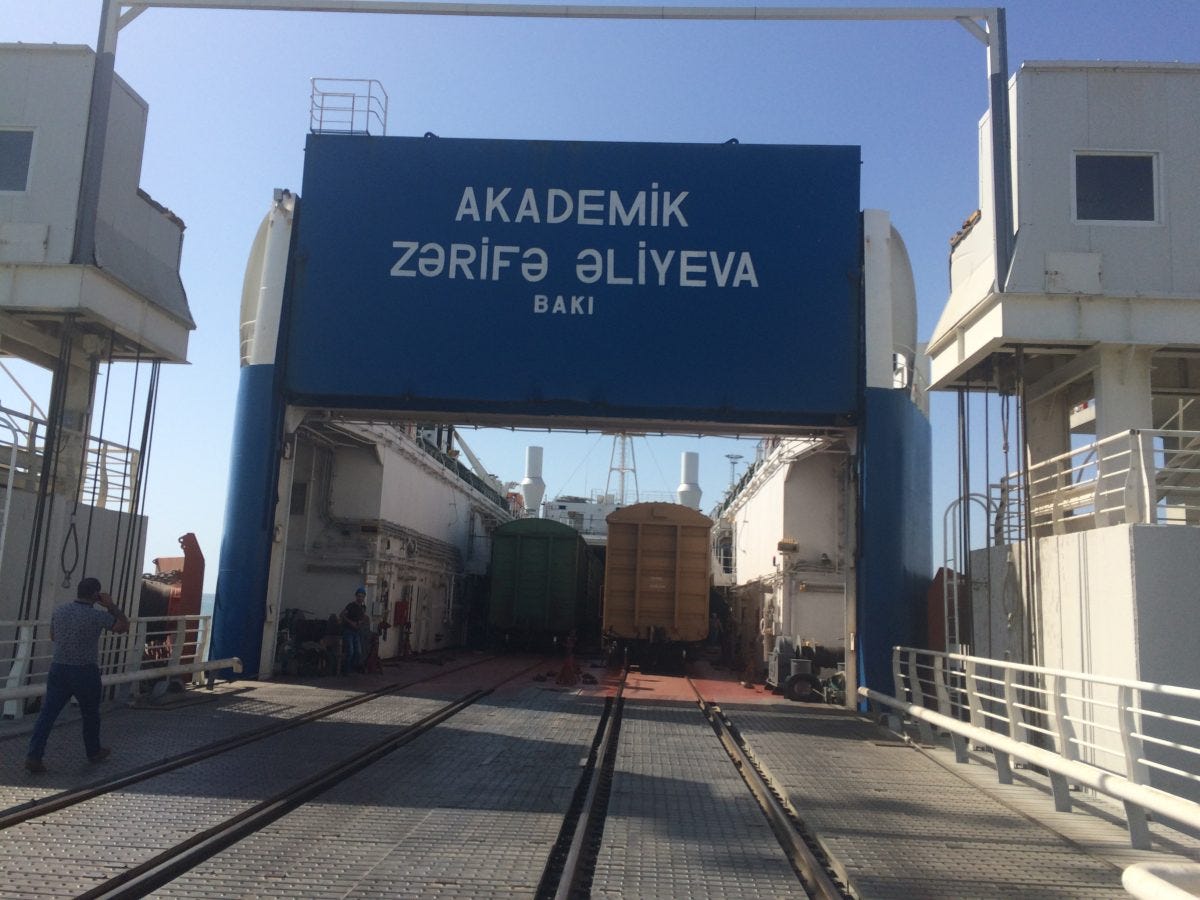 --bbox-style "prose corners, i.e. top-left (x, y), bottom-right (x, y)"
top-left (284, 134), bottom-right (862, 425)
